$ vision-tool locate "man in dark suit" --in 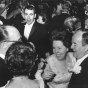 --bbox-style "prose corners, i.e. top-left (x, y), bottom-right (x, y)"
top-left (68, 29), bottom-right (88, 88)
top-left (0, 25), bottom-right (22, 87)
top-left (14, 4), bottom-right (49, 59)
top-left (48, 1), bottom-right (70, 34)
